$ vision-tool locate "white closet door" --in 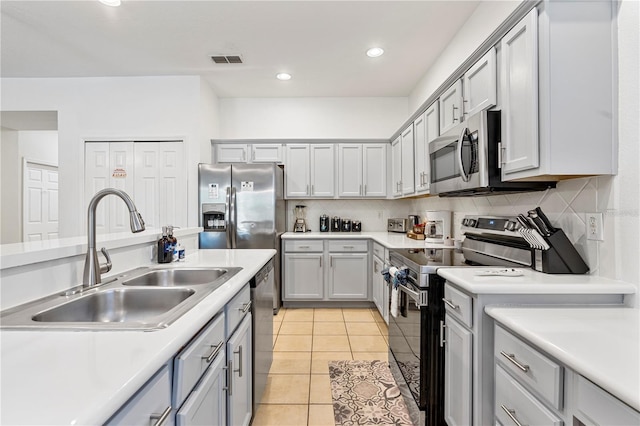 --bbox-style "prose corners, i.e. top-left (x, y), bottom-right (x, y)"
top-left (158, 141), bottom-right (186, 227)
top-left (109, 142), bottom-right (135, 233)
top-left (22, 161), bottom-right (59, 242)
top-left (134, 142), bottom-right (160, 229)
top-left (84, 142), bottom-right (110, 235)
